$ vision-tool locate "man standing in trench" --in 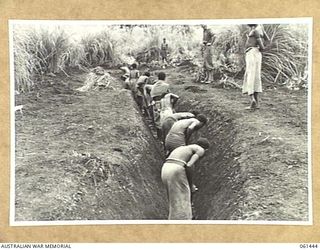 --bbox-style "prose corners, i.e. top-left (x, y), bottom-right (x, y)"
top-left (161, 138), bottom-right (210, 220)
top-left (164, 114), bottom-right (208, 156)
top-left (150, 72), bottom-right (171, 139)
top-left (161, 111), bottom-right (196, 147)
